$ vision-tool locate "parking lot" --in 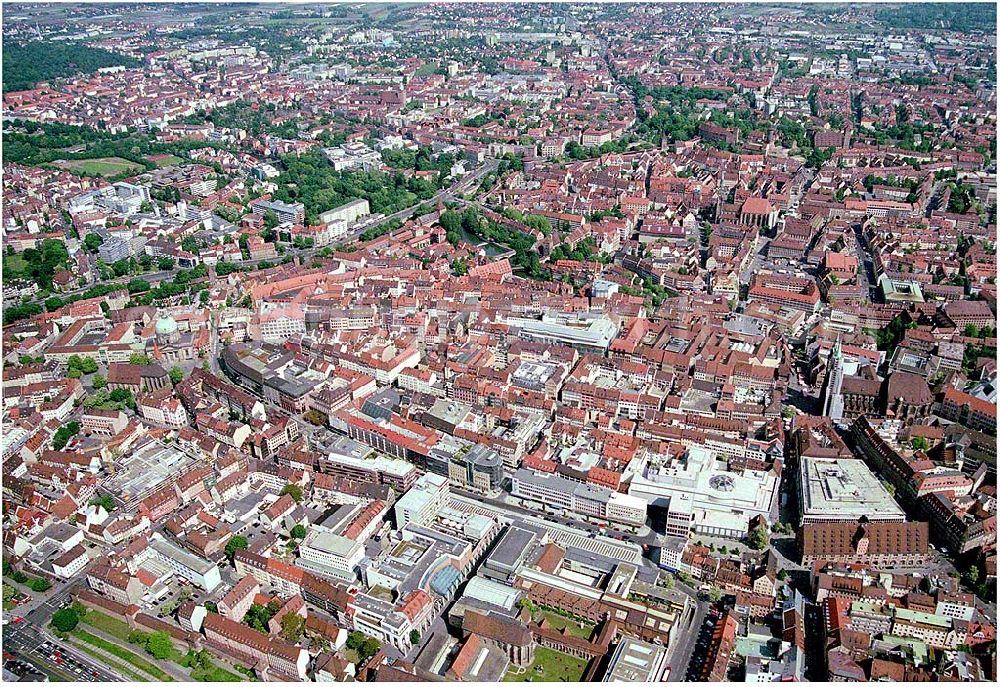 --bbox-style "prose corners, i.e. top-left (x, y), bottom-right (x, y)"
top-left (146, 579), bottom-right (212, 619)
